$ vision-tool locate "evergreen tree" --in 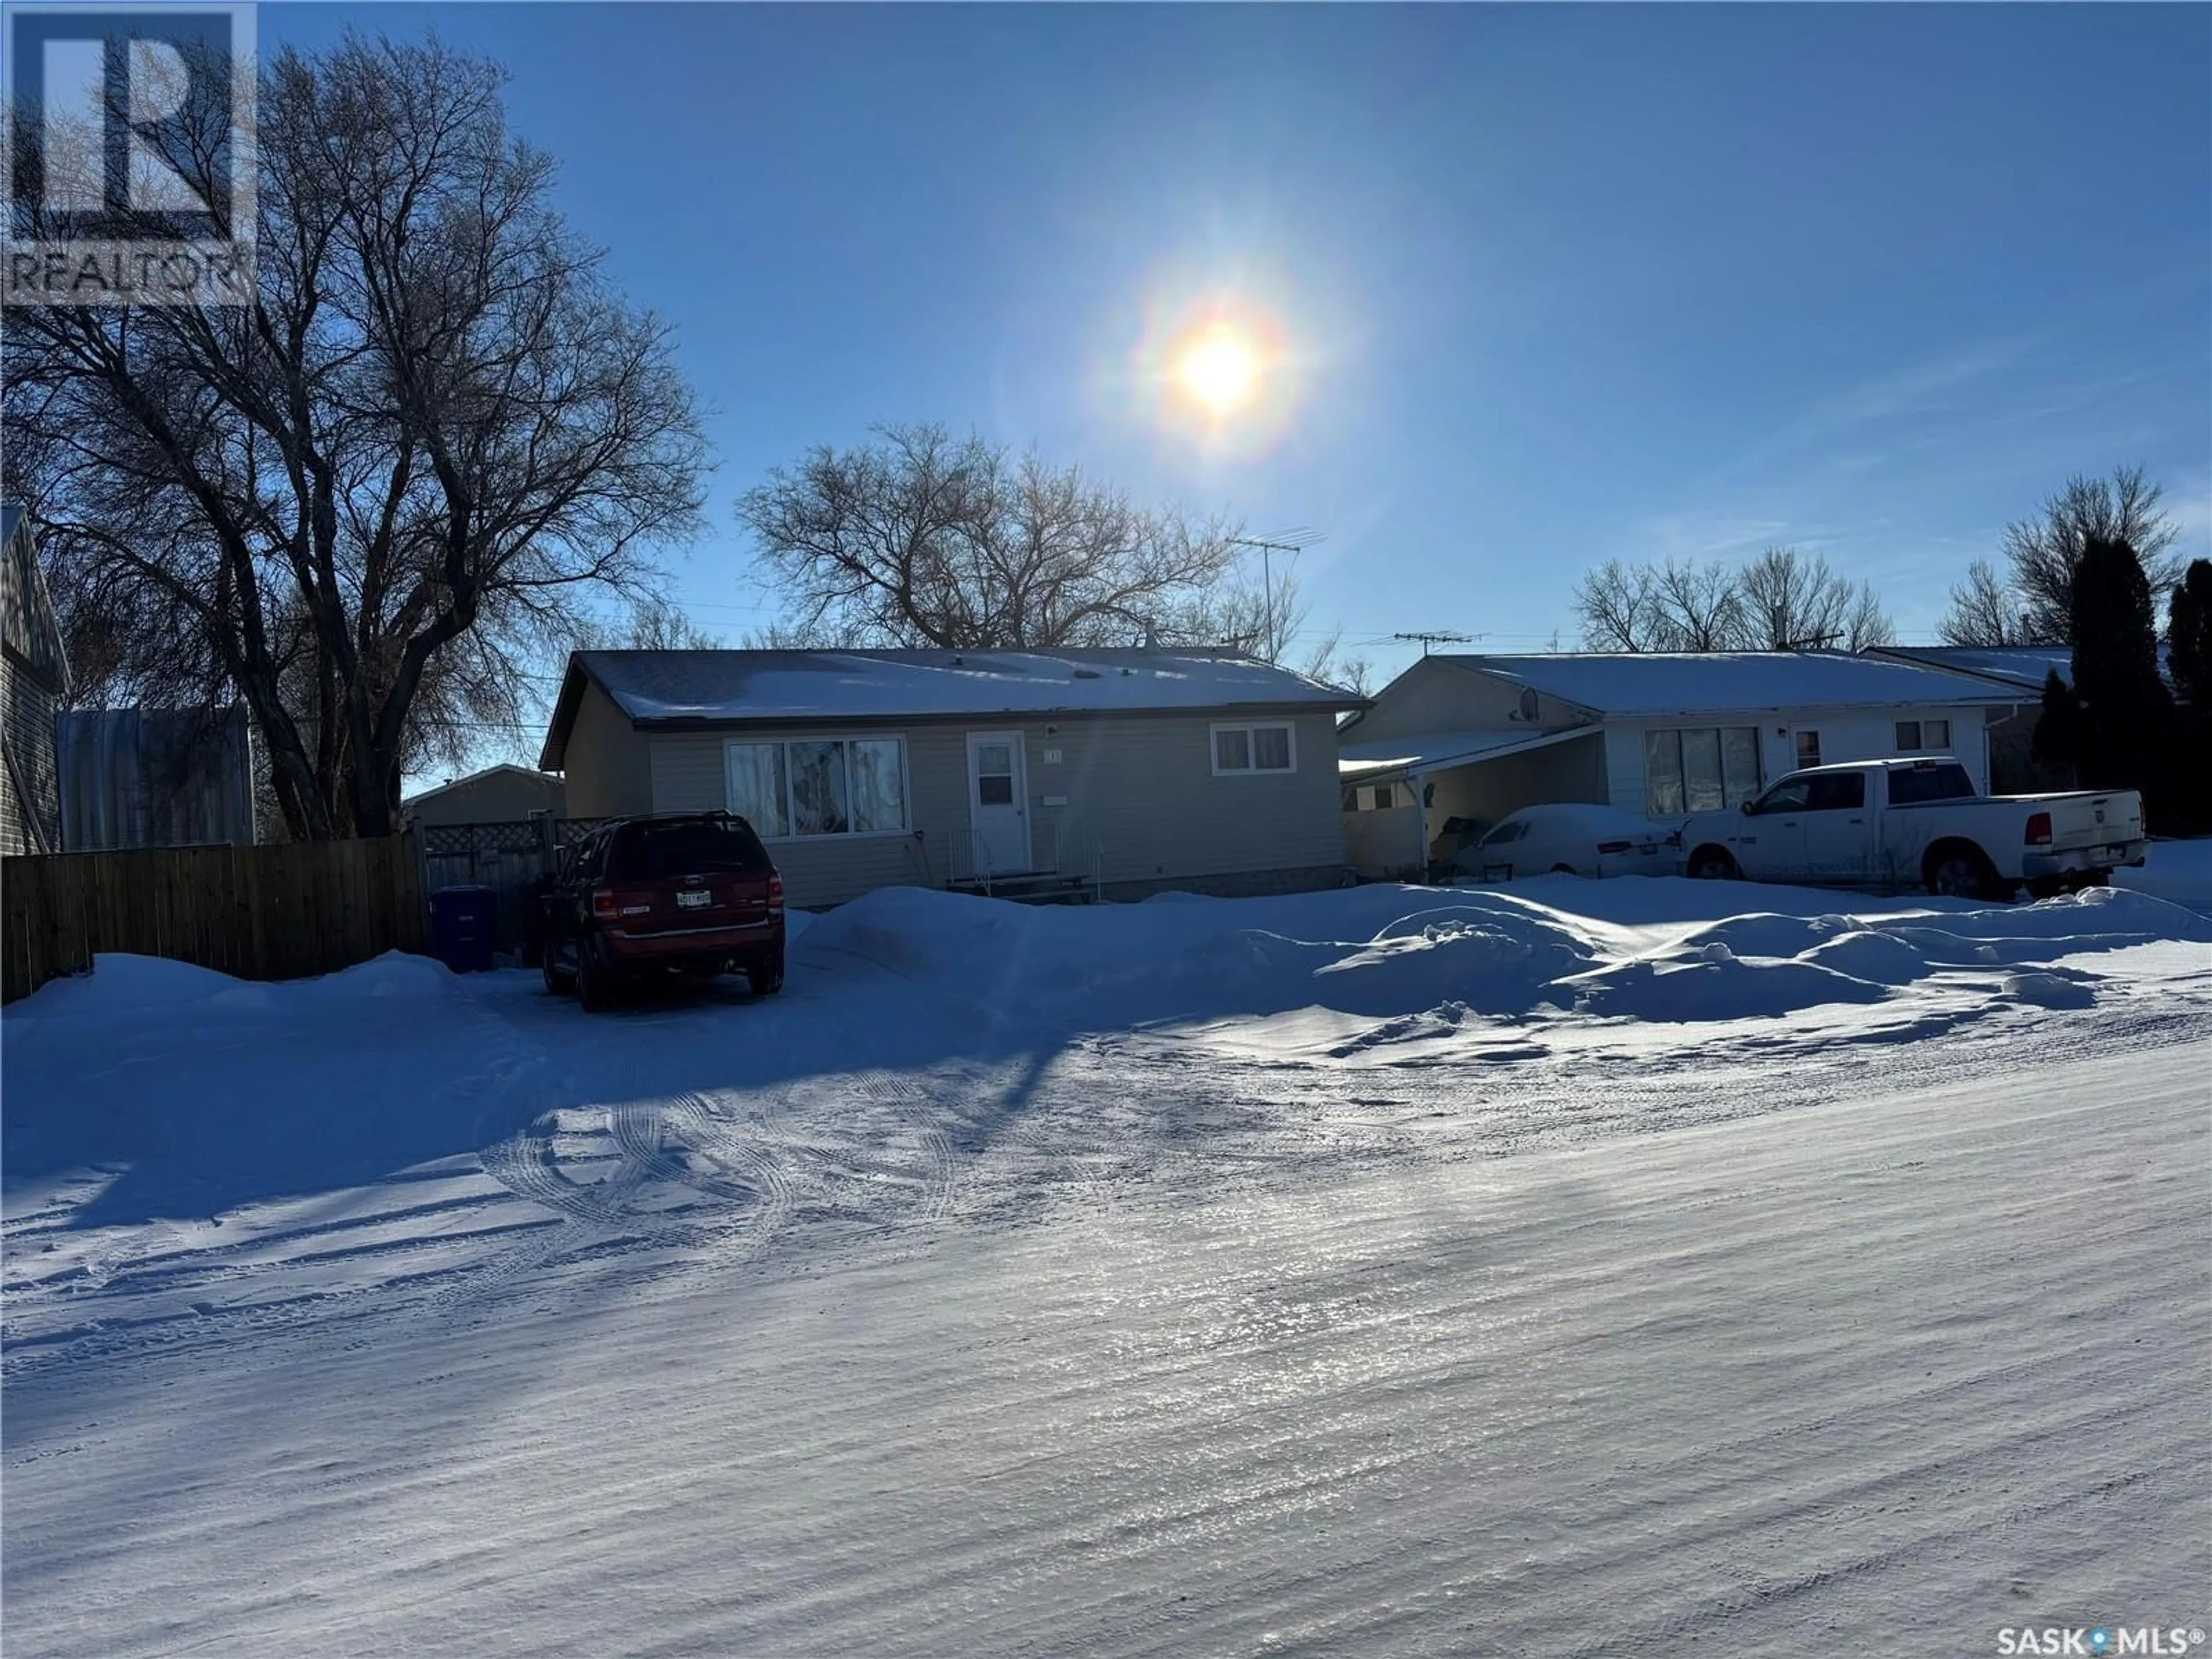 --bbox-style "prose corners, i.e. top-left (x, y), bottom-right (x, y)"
top-left (2036, 535), bottom-right (2177, 819)
top-left (2168, 559), bottom-right (2212, 711)
top-left (2165, 560), bottom-right (2212, 833)
top-left (2032, 669), bottom-right (2084, 775)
